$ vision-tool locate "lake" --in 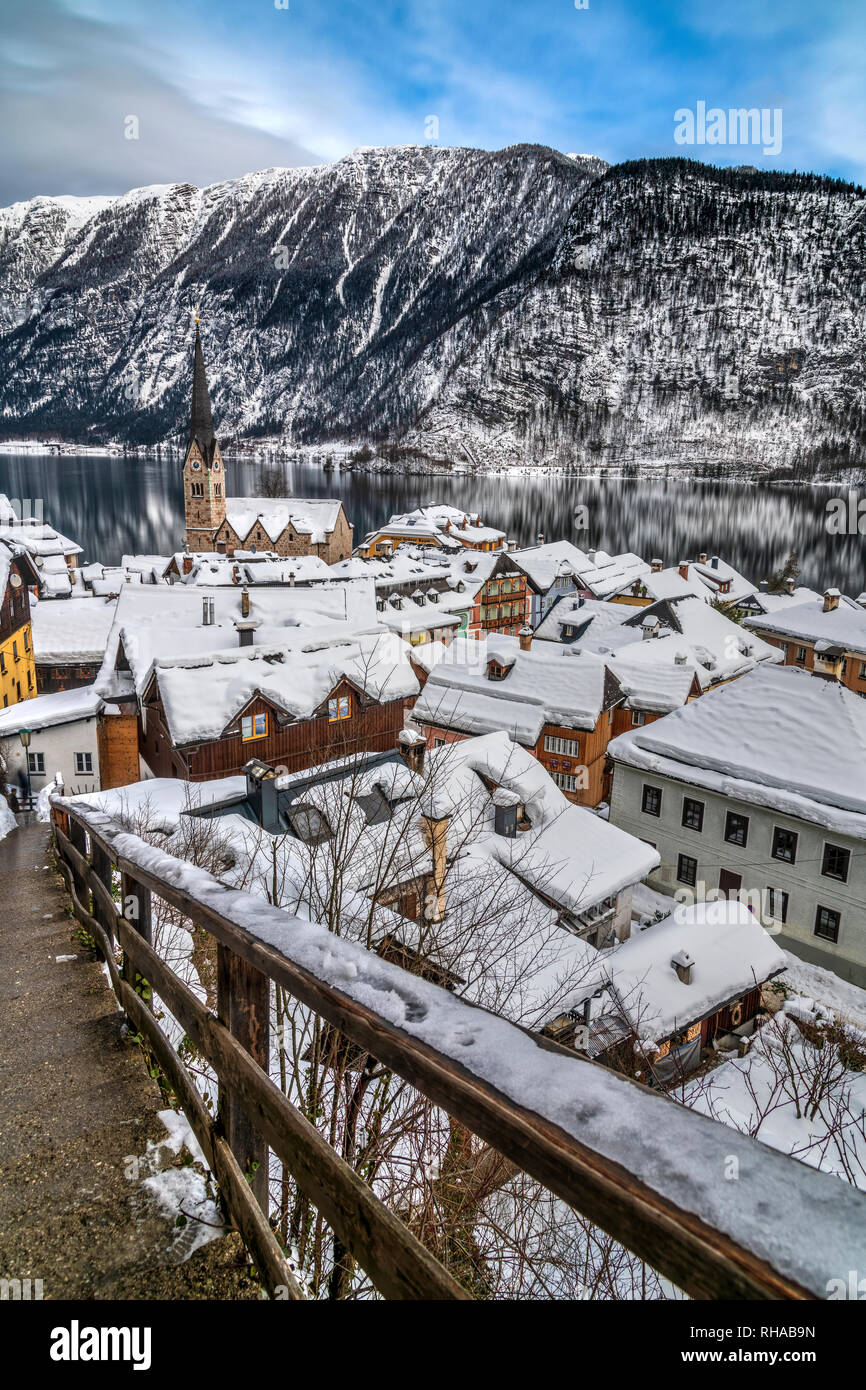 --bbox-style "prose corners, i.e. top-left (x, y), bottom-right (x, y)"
top-left (0, 451), bottom-right (864, 593)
